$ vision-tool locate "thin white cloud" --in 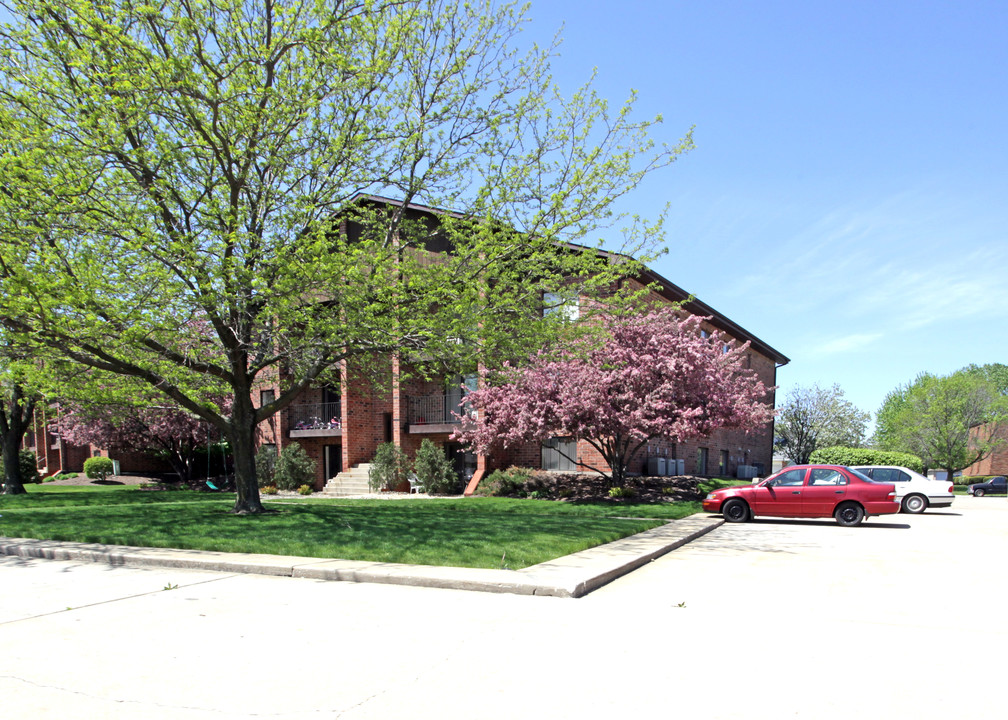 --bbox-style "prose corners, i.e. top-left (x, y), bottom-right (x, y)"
top-left (808, 332), bottom-right (884, 356)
